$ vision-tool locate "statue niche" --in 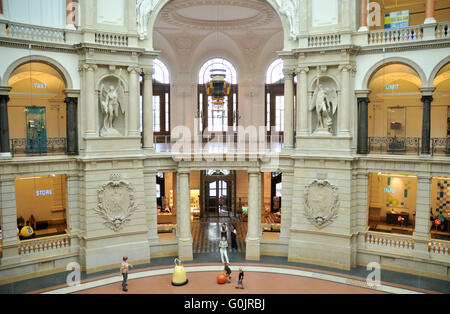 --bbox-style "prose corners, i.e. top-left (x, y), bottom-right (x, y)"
top-left (309, 72), bottom-right (338, 135)
top-left (99, 76), bottom-right (126, 137)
